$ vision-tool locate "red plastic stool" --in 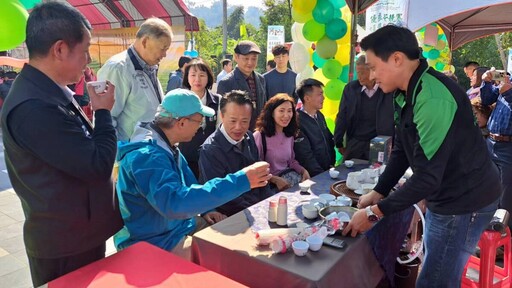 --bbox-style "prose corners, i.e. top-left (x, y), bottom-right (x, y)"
top-left (461, 227), bottom-right (511, 288)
